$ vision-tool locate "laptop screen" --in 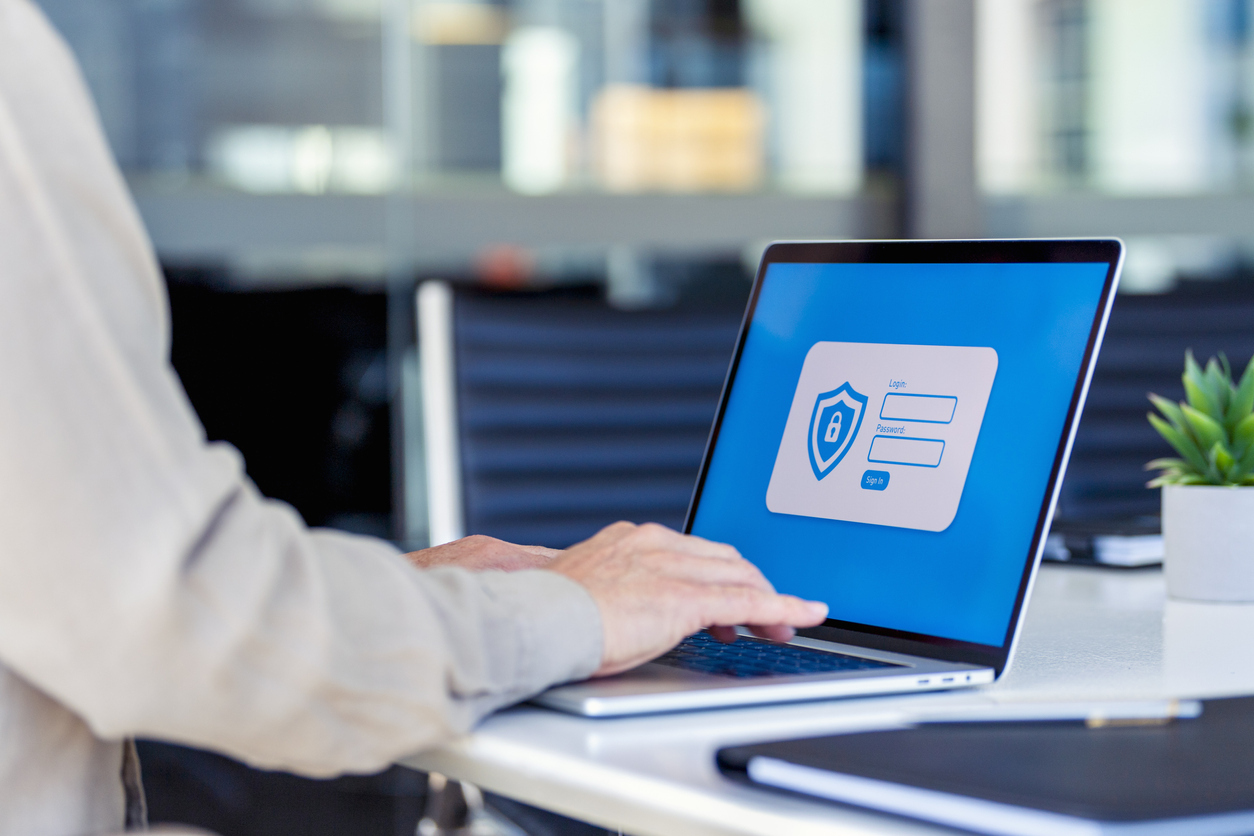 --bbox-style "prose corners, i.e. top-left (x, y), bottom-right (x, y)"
top-left (688, 250), bottom-right (1116, 654)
